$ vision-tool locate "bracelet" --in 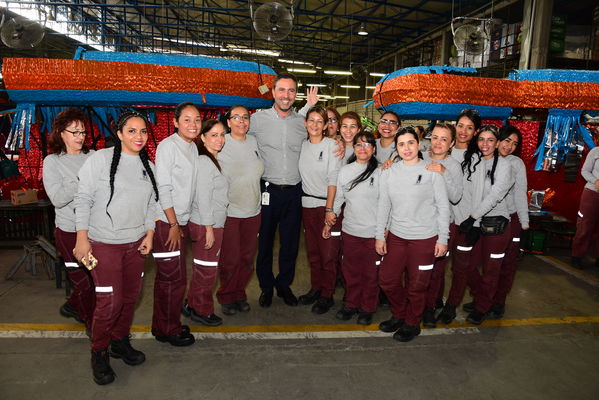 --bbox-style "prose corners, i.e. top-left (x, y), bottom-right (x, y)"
top-left (325, 208), bottom-right (335, 213)
top-left (168, 222), bottom-right (179, 227)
